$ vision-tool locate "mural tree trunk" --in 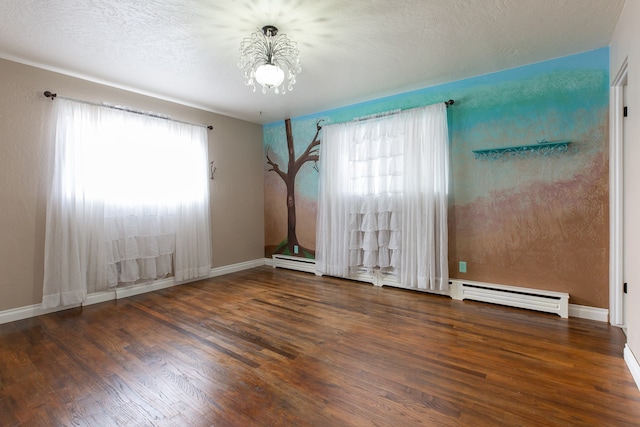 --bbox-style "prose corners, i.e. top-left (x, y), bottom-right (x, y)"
top-left (267, 118), bottom-right (323, 256)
